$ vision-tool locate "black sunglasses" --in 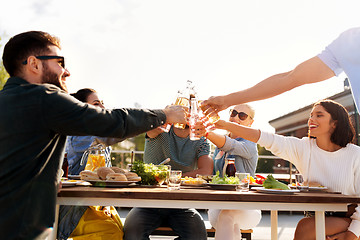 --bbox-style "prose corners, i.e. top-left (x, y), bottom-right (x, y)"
top-left (22, 55), bottom-right (65, 68)
top-left (230, 109), bottom-right (252, 120)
